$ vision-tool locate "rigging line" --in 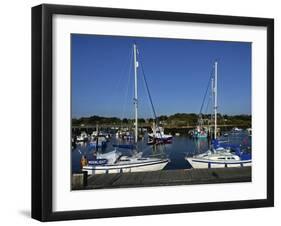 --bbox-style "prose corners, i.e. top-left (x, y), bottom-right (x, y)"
top-left (133, 41), bottom-right (152, 121)
top-left (133, 42), bottom-right (158, 121)
top-left (112, 49), bottom-right (130, 94)
top-left (139, 61), bottom-right (158, 123)
top-left (139, 56), bottom-right (167, 154)
top-left (204, 92), bottom-right (212, 133)
top-left (139, 68), bottom-right (155, 121)
top-left (139, 60), bottom-right (164, 137)
top-left (205, 78), bottom-right (213, 115)
top-left (120, 46), bottom-right (133, 128)
top-left (199, 67), bottom-right (214, 115)
top-left (204, 95), bottom-right (211, 117)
